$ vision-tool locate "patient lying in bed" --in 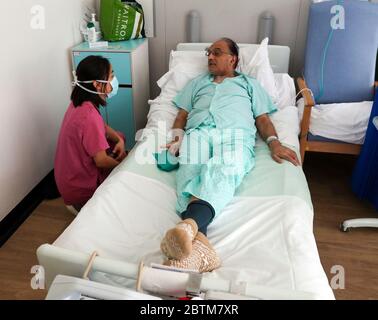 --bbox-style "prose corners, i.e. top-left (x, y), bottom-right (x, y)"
top-left (160, 38), bottom-right (300, 273)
